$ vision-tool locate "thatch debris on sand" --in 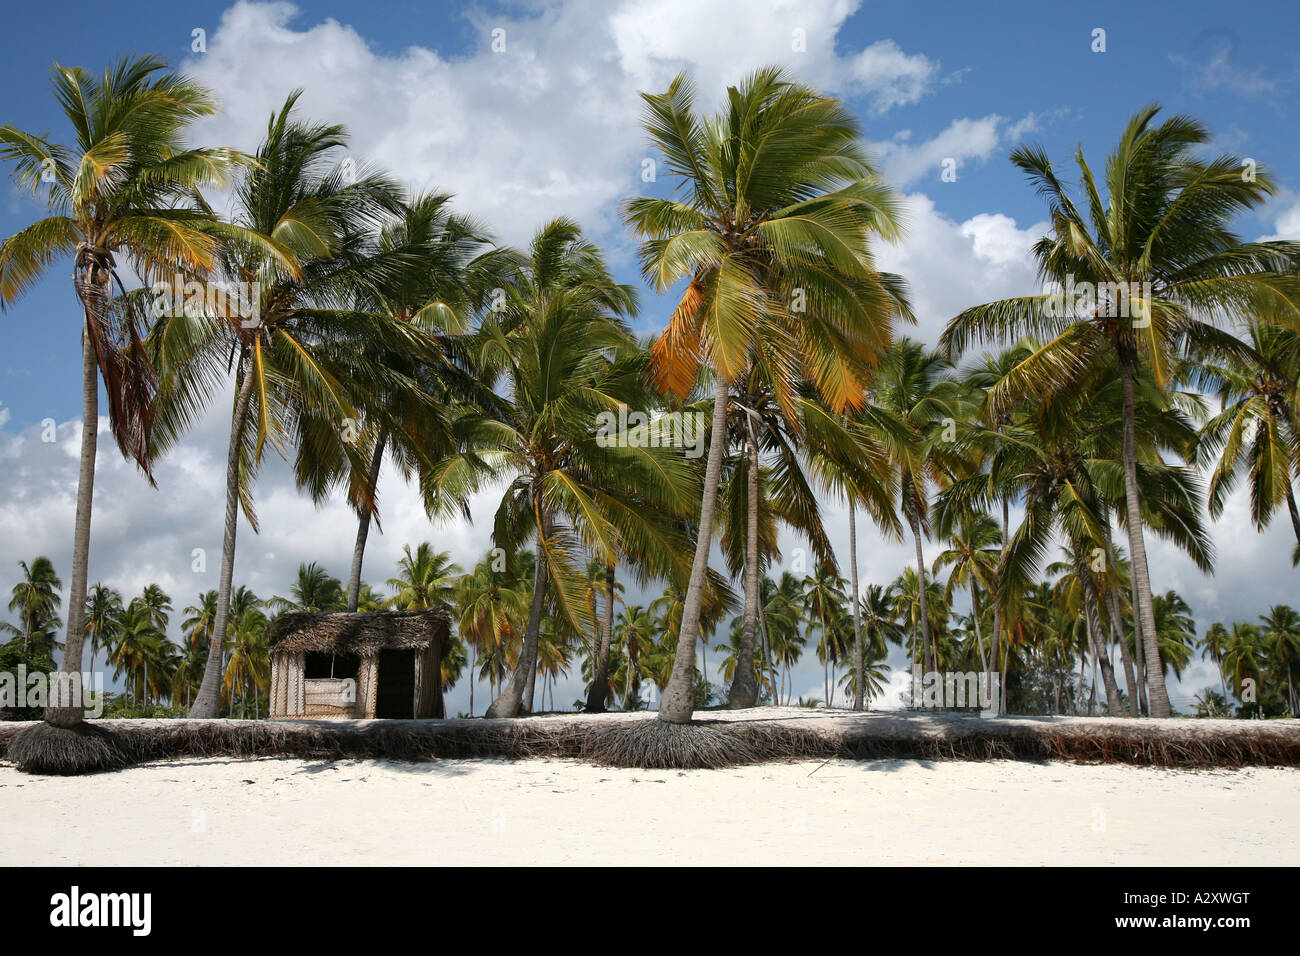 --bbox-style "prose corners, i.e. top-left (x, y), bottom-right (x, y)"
top-left (2, 709), bottom-right (1298, 775)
